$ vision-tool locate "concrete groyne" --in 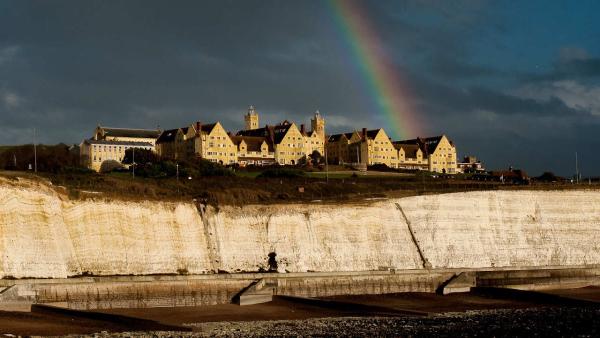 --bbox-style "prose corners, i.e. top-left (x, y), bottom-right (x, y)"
top-left (1, 177), bottom-right (599, 279)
